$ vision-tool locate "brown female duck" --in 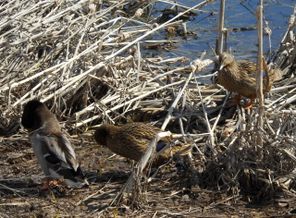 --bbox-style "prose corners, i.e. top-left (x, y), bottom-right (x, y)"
top-left (94, 122), bottom-right (190, 166)
top-left (216, 52), bottom-right (281, 106)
